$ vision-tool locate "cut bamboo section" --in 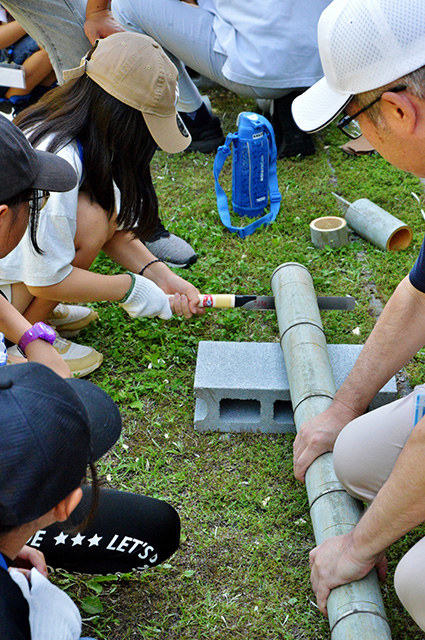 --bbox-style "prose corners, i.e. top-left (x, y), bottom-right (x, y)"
top-left (310, 216), bottom-right (348, 249)
top-left (333, 194), bottom-right (412, 251)
top-left (270, 262), bottom-right (391, 639)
